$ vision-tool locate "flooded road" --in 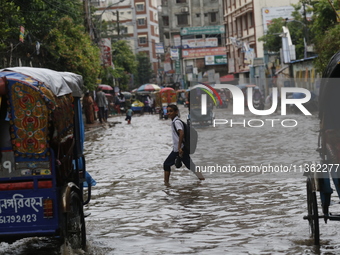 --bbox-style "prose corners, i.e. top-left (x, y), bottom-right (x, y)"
top-left (2, 105), bottom-right (340, 254)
